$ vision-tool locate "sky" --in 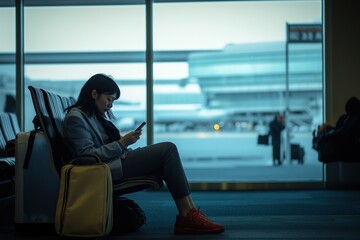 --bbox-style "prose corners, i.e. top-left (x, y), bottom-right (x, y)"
top-left (0, 1), bottom-right (322, 82)
top-left (1, 1), bottom-right (321, 52)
